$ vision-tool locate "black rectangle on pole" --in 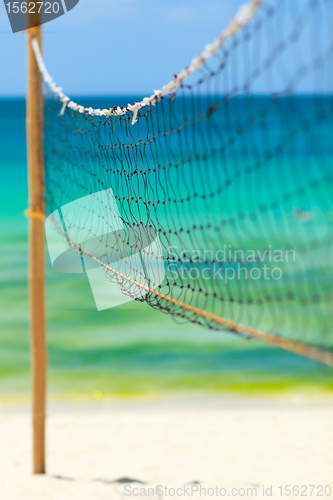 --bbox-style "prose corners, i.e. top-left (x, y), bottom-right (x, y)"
top-left (4, 0), bottom-right (65, 32)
